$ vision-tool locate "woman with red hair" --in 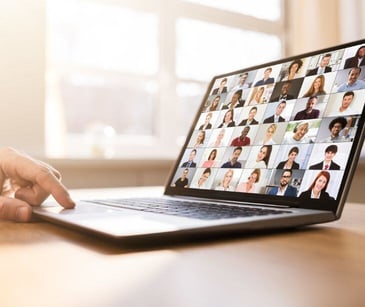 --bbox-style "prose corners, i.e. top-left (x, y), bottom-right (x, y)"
top-left (299, 171), bottom-right (334, 200)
